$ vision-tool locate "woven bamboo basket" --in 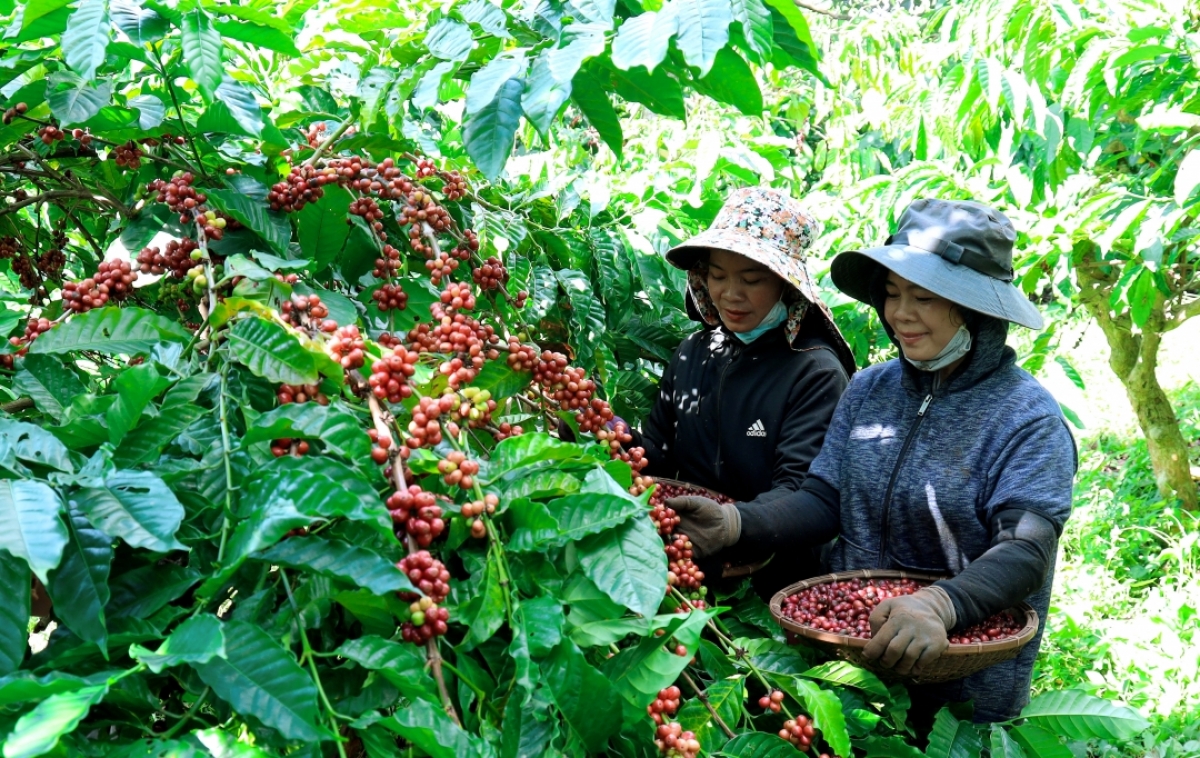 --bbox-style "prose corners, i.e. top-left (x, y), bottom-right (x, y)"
top-left (769, 569), bottom-right (1039, 684)
top-left (651, 478), bottom-right (773, 579)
